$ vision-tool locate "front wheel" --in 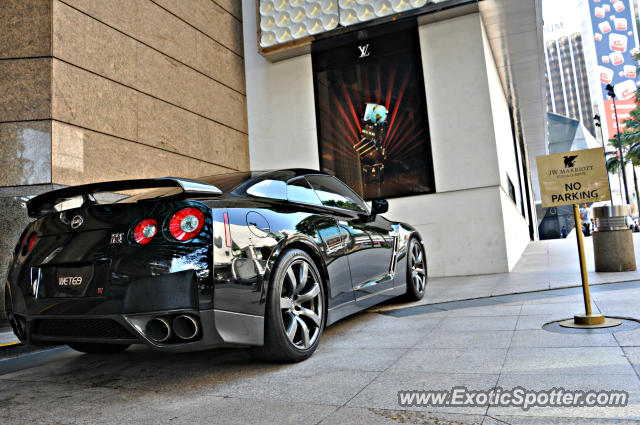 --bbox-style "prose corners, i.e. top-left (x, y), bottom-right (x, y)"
top-left (405, 238), bottom-right (427, 301)
top-left (251, 249), bottom-right (325, 362)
